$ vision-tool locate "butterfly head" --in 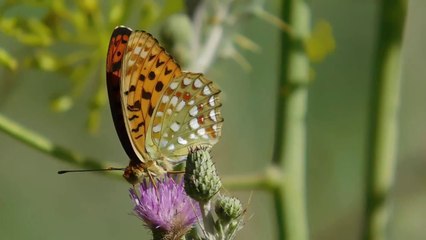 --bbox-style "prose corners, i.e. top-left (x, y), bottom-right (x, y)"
top-left (123, 165), bottom-right (144, 185)
top-left (123, 159), bottom-right (170, 185)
